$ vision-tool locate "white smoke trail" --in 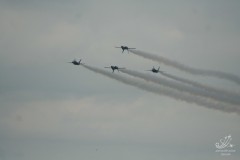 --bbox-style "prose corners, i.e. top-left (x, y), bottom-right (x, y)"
top-left (160, 72), bottom-right (240, 101)
top-left (130, 50), bottom-right (240, 85)
top-left (82, 64), bottom-right (240, 114)
top-left (120, 69), bottom-right (240, 105)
